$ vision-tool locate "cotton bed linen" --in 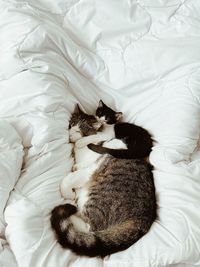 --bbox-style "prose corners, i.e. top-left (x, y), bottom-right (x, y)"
top-left (0, 0), bottom-right (200, 266)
